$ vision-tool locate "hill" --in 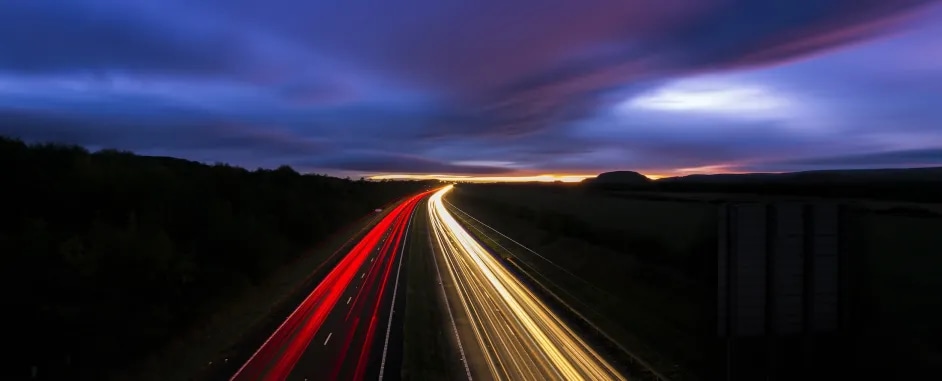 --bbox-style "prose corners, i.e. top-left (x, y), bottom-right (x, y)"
top-left (583, 167), bottom-right (942, 202)
top-left (583, 170), bottom-right (652, 186)
top-left (0, 136), bottom-right (434, 379)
